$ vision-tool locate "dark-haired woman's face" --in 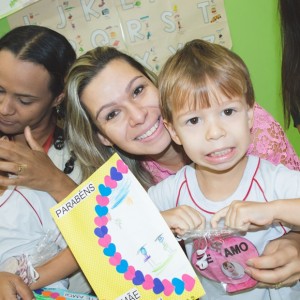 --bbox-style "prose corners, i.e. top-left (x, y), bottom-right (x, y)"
top-left (0, 50), bottom-right (58, 136)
